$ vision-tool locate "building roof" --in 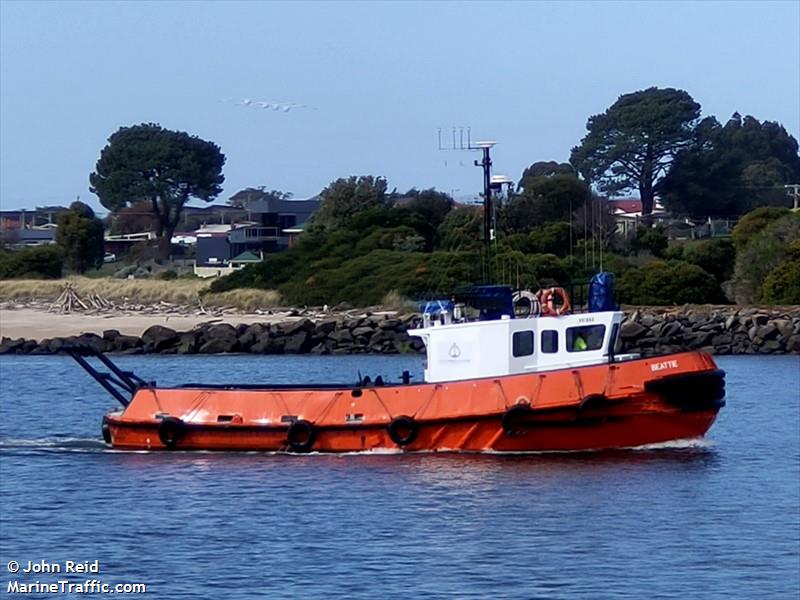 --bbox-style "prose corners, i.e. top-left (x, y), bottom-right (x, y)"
top-left (245, 197), bottom-right (320, 215)
top-left (230, 251), bottom-right (262, 262)
top-left (608, 199), bottom-right (643, 214)
top-left (195, 224), bottom-right (235, 236)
